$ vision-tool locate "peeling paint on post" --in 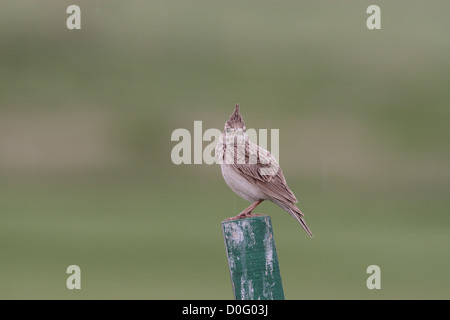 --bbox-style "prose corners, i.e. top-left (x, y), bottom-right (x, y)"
top-left (222, 215), bottom-right (285, 300)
